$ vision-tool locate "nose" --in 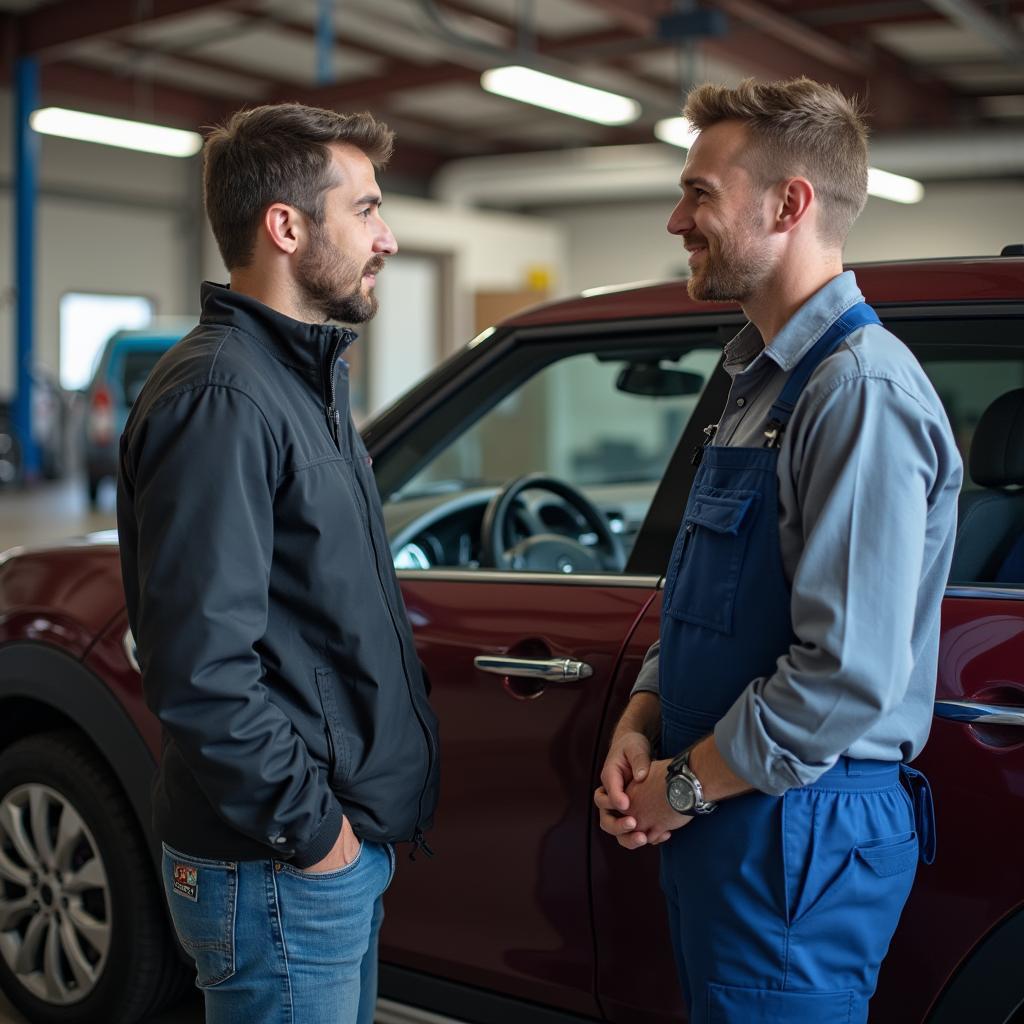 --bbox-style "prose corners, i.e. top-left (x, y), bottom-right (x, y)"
top-left (375, 217), bottom-right (398, 256)
top-left (667, 195), bottom-right (693, 237)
